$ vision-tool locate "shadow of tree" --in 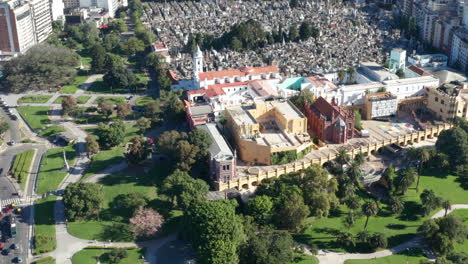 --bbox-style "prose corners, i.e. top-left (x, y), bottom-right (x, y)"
top-left (398, 201), bottom-right (421, 221)
top-left (99, 222), bottom-right (133, 242)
